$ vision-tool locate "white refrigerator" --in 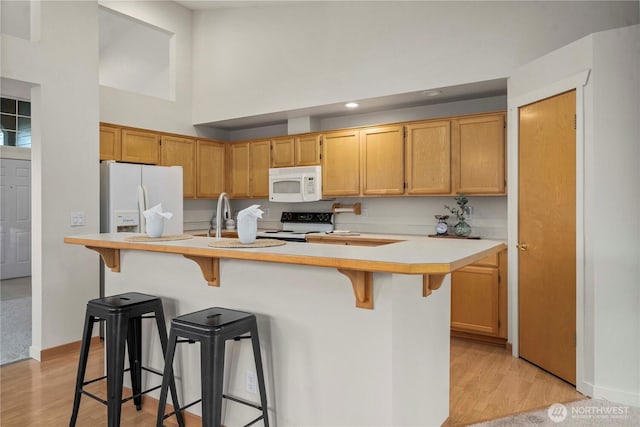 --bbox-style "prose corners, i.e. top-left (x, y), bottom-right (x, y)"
top-left (100, 161), bottom-right (183, 236)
